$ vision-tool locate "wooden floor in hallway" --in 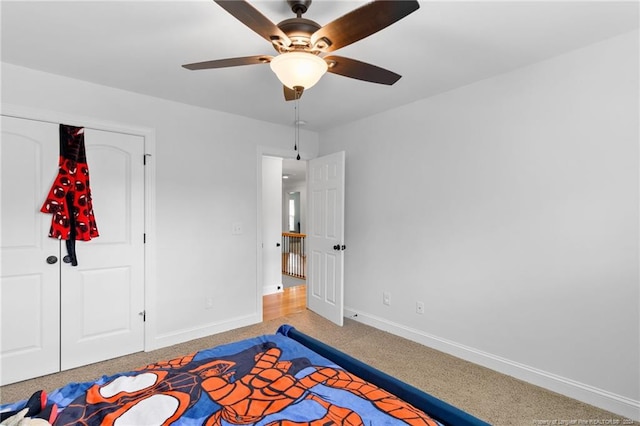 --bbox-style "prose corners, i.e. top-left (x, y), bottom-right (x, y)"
top-left (263, 284), bottom-right (307, 321)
